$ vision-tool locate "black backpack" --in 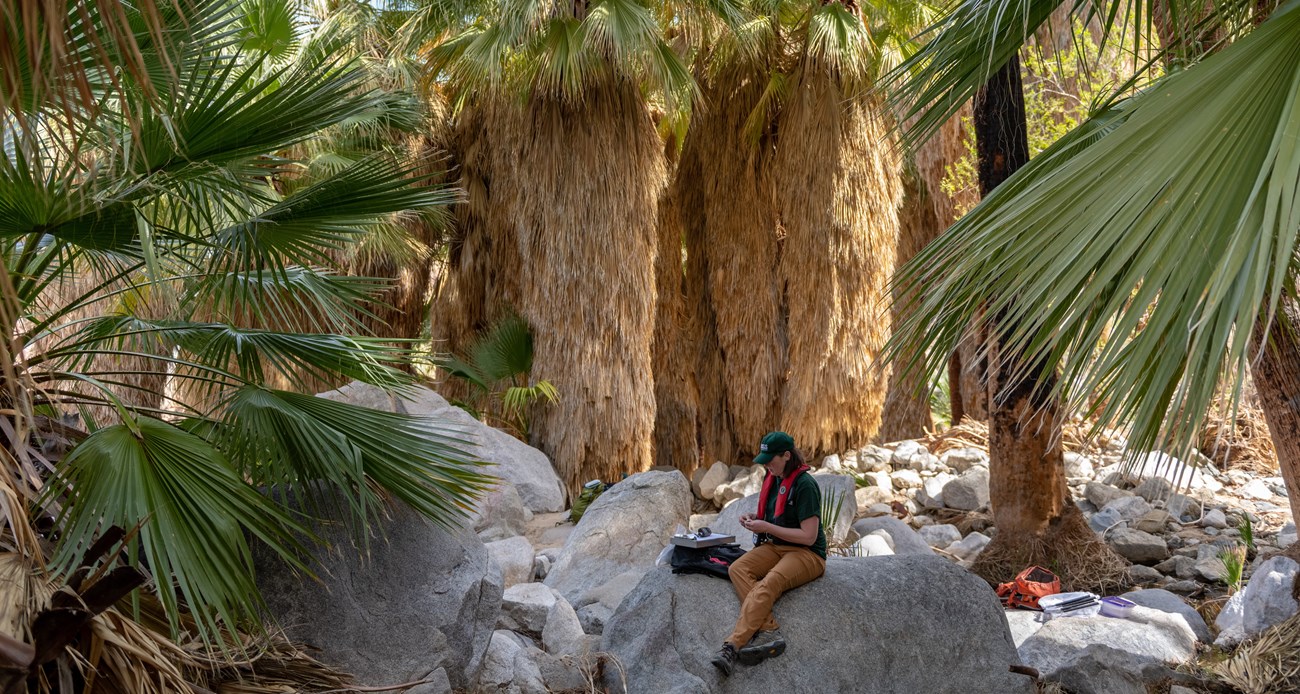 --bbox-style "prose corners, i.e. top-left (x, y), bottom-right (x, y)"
top-left (669, 544), bottom-right (746, 580)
